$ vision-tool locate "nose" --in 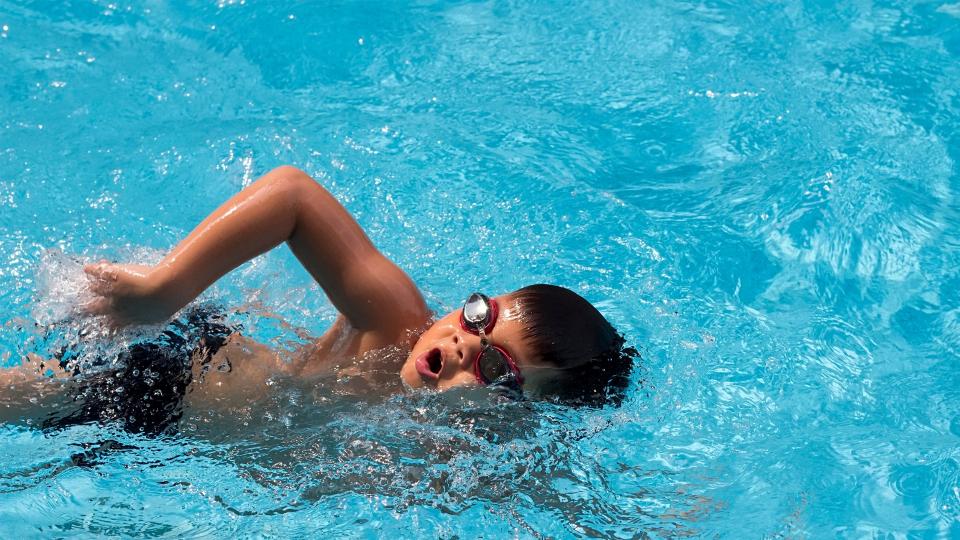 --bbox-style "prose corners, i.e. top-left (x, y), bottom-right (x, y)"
top-left (432, 319), bottom-right (482, 374)
top-left (440, 326), bottom-right (476, 370)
